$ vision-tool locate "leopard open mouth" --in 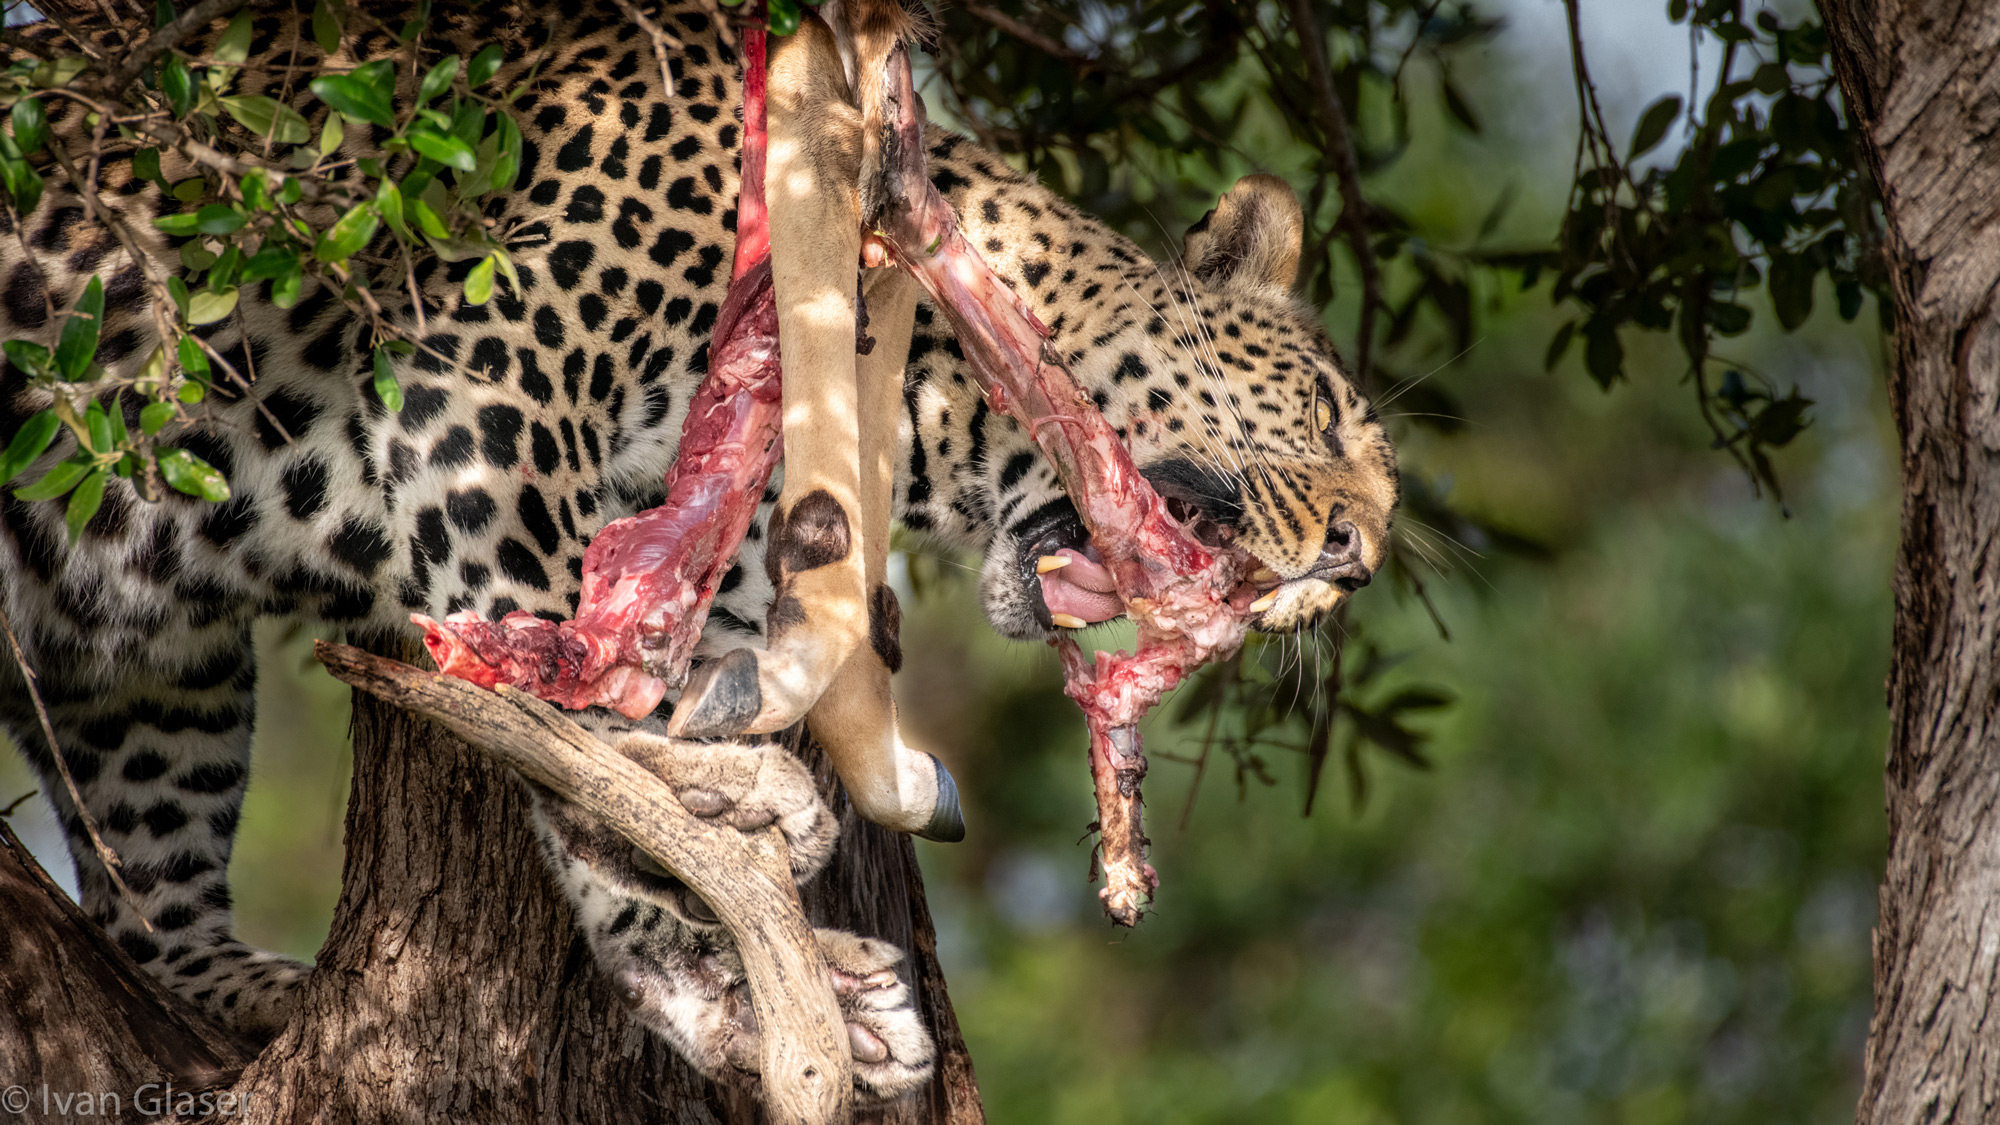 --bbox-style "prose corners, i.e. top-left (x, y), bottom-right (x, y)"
top-left (1013, 475), bottom-right (1281, 632)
